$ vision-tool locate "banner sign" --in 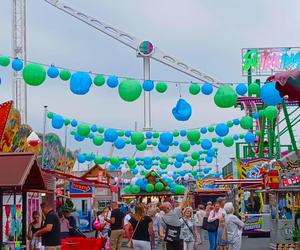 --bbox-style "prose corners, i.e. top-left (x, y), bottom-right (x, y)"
top-left (242, 47), bottom-right (300, 76)
top-left (0, 101), bottom-right (12, 142)
top-left (243, 215), bottom-right (263, 232)
top-left (69, 182), bottom-right (92, 194)
top-left (237, 158), bottom-right (268, 179)
top-left (282, 175), bottom-right (300, 187)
